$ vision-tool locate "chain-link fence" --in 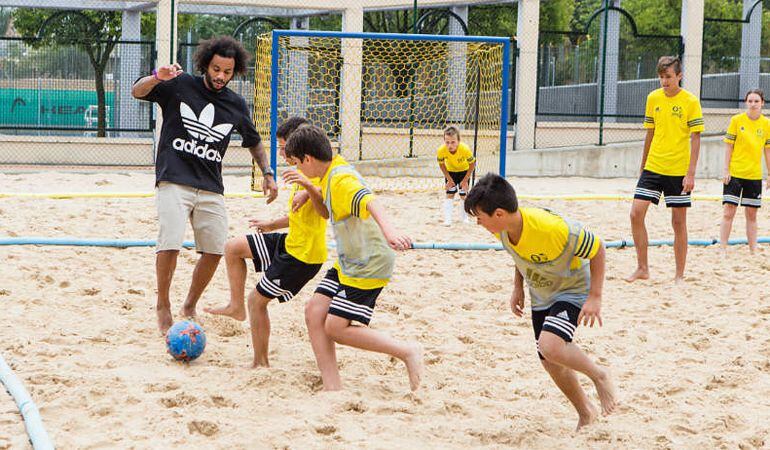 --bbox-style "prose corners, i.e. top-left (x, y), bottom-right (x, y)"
top-left (0, 37), bottom-right (155, 137)
top-left (701, 17), bottom-right (770, 108)
top-left (534, 6), bottom-right (682, 148)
